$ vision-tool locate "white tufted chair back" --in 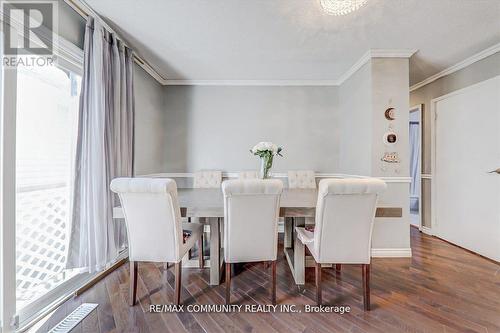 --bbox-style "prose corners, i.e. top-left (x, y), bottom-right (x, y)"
top-left (313, 178), bottom-right (386, 264)
top-left (110, 178), bottom-right (184, 263)
top-left (238, 171), bottom-right (258, 179)
top-left (288, 170), bottom-right (316, 189)
top-left (222, 179), bottom-right (283, 263)
top-left (193, 170), bottom-right (222, 188)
